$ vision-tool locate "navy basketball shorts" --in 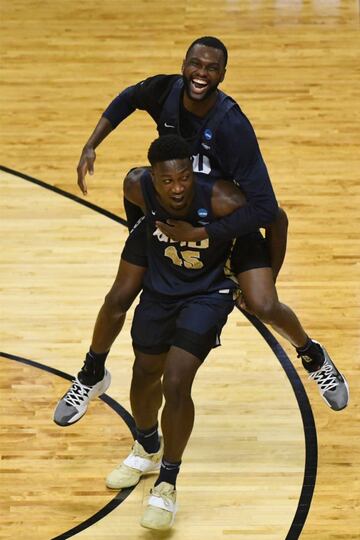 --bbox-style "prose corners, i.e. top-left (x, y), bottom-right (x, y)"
top-left (131, 290), bottom-right (235, 362)
top-left (230, 231), bottom-right (271, 275)
top-left (121, 216), bottom-right (148, 267)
